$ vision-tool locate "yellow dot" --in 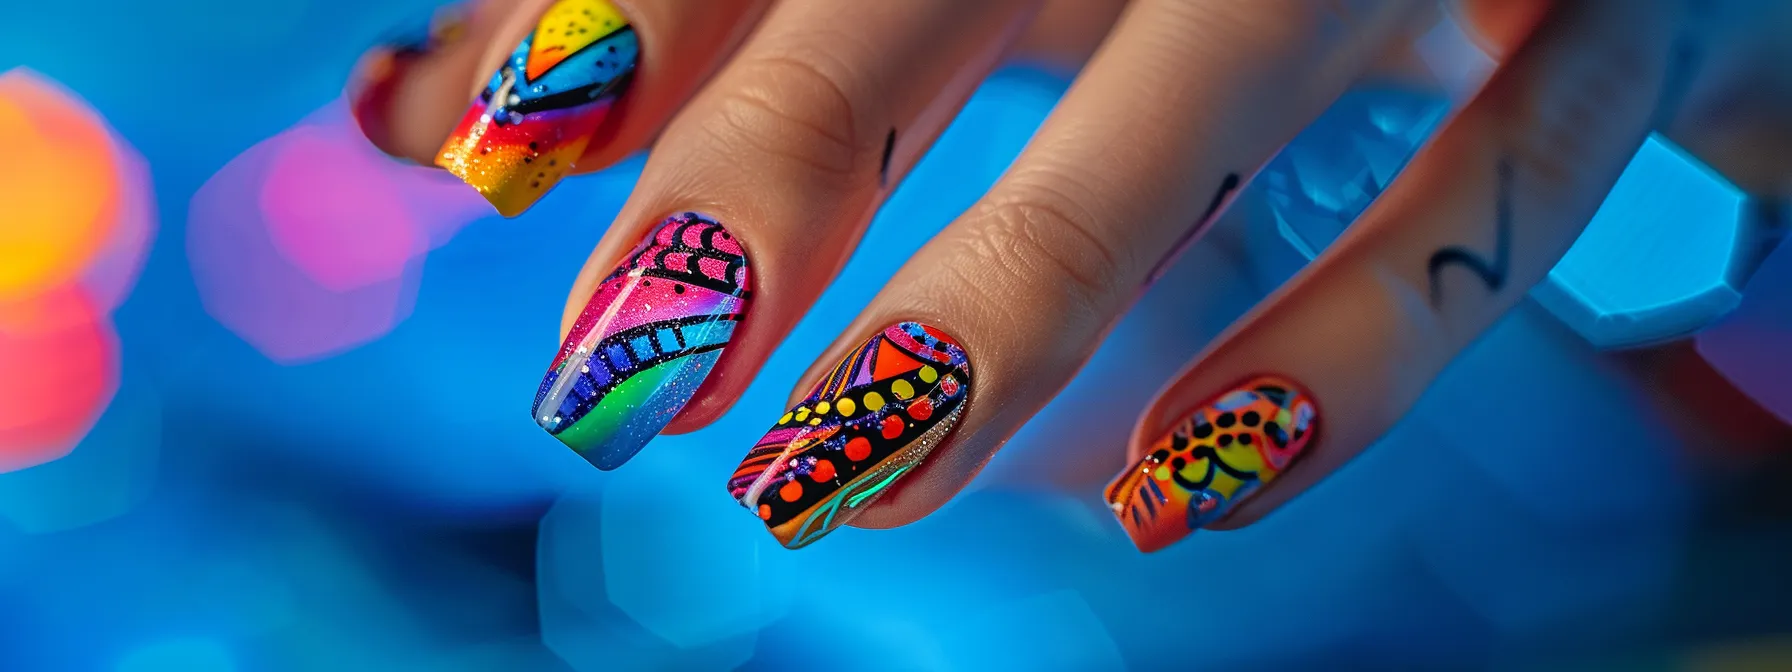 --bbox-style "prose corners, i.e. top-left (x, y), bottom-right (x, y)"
top-left (891, 380), bottom-right (915, 400)
top-left (837, 398), bottom-right (857, 416)
top-left (919, 366), bottom-right (938, 384)
top-left (779, 412), bottom-right (793, 424)
top-left (815, 401), bottom-right (831, 414)
top-left (1153, 466), bottom-right (1170, 481)
top-left (863, 392), bottom-right (885, 411)
top-left (809, 417), bottom-right (823, 426)
top-left (795, 408), bottom-right (810, 421)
